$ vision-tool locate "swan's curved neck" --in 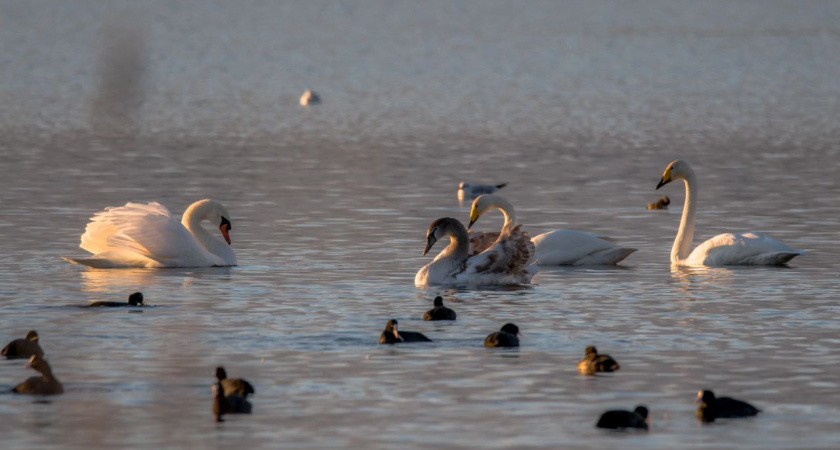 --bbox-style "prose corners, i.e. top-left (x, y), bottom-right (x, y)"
top-left (442, 223), bottom-right (470, 260)
top-left (489, 196), bottom-right (517, 228)
top-left (673, 169), bottom-right (698, 264)
top-left (181, 202), bottom-right (228, 257)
